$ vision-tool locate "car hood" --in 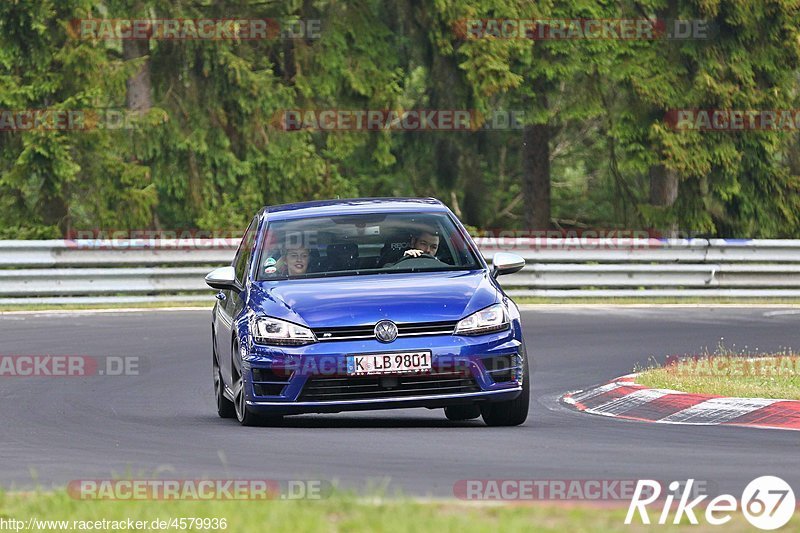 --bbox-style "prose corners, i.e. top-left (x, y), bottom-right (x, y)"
top-left (250, 270), bottom-right (497, 327)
